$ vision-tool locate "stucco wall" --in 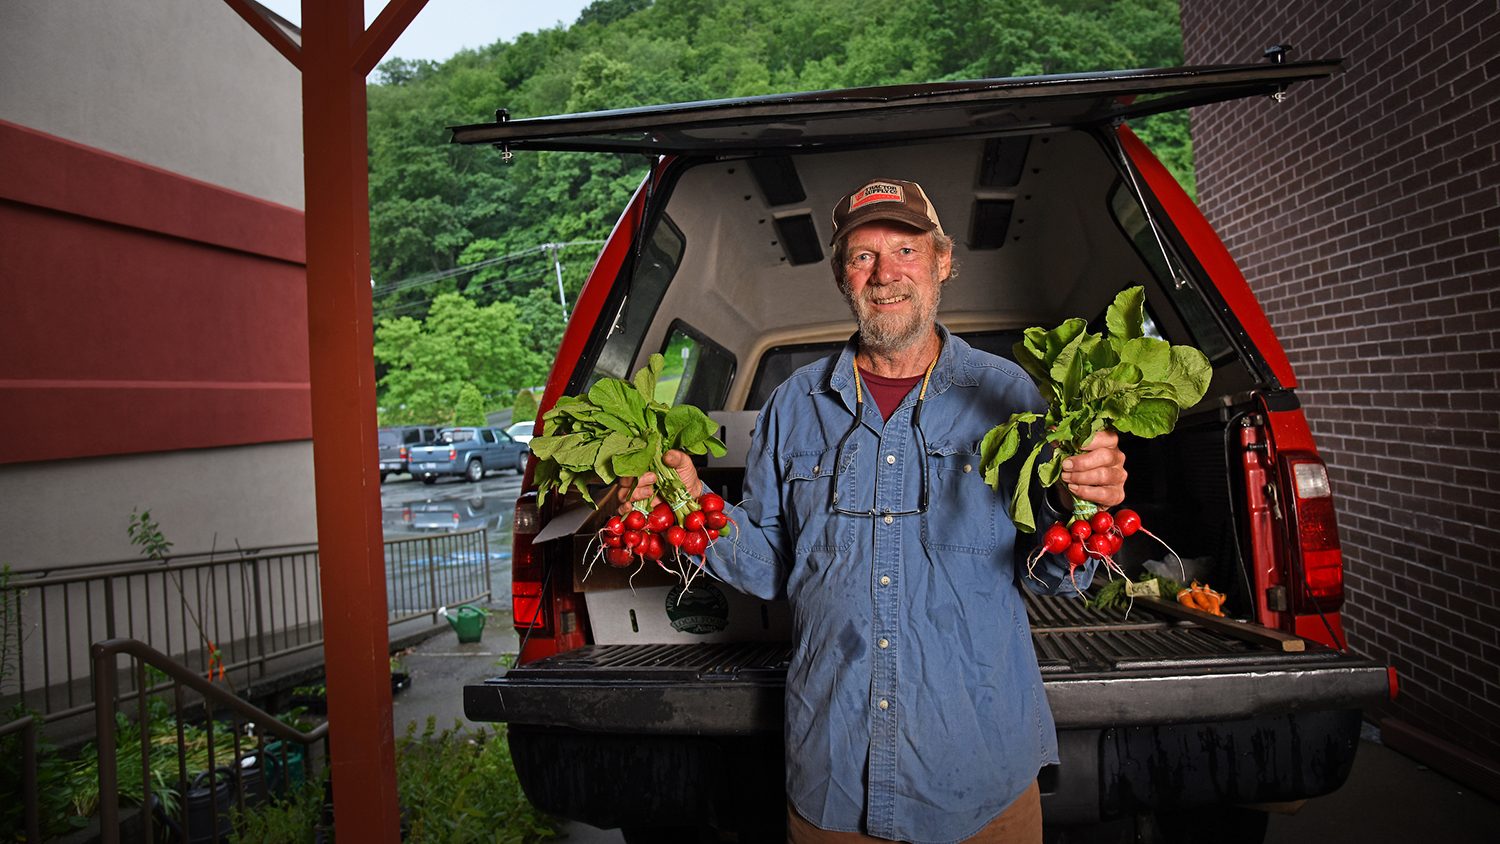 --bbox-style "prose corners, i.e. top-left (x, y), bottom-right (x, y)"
top-left (0, 0), bottom-right (317, 565)
top-left (0, 0), bottom-right (304, 209)
top-left (0, 441), bottom-right (317, 570)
